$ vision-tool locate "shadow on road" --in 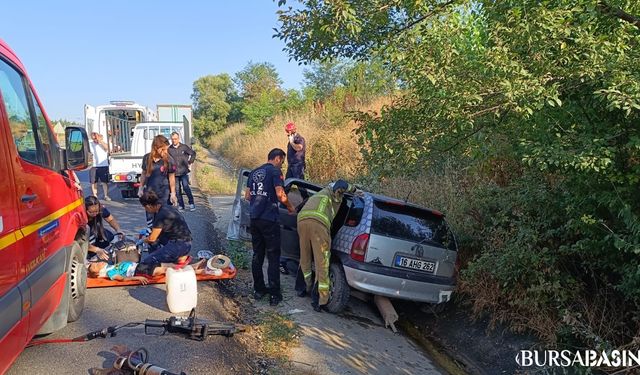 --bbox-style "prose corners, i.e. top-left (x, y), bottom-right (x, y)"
top-left (128, 286), bottom-right (167, 311)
